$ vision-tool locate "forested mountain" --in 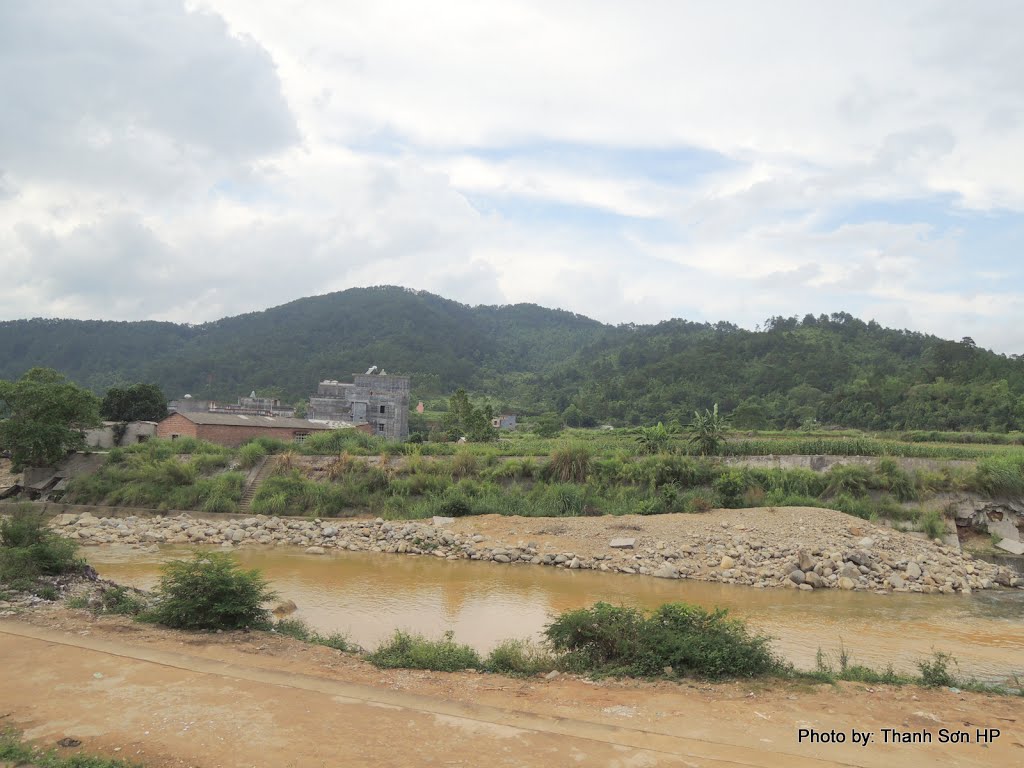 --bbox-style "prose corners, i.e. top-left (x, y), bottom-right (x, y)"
top-left (0, 287), bottom-right (609, 400)
top-left (531, 314), bottom-right (1024, 431)
top-left (2, 288), bottom-right (1022, 431)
